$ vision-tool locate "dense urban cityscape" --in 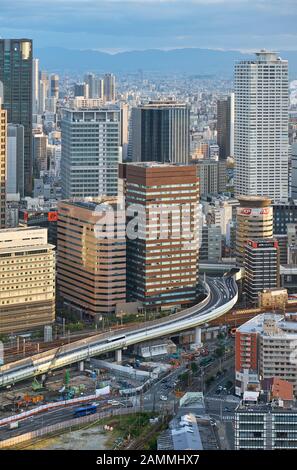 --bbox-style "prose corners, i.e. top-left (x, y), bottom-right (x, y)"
top-left (0, 1), bottom-right (297, 459)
